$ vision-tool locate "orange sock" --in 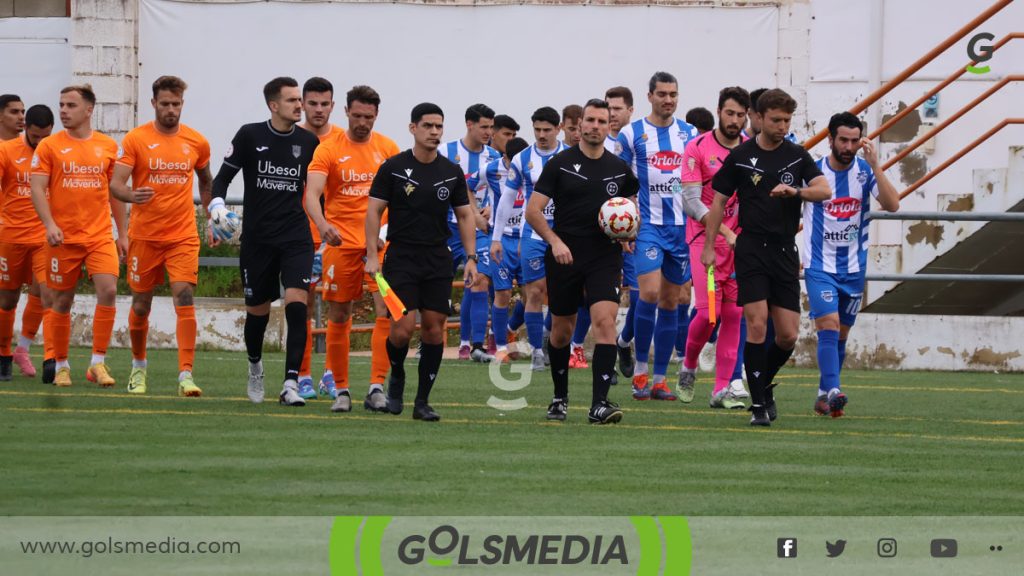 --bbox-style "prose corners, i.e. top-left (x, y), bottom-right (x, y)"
top-left (128, 309), bottom-right (148, 361)
top-left (326, 318), bottom-right (351, 389)
top-left (92, 305), bottom-right (116, 357)
top-left (42, 309), bottom-right (55, 360)
top-left (300, 317), bottom-right (312, 375)
top-left (20, 294), bottom-right (44, 341)
top-left (370, 316), bottom-right (390, 384)
top-left (175, 305), bottom-right (196, 373)
top-left (52, 311), bottom-right (71, 362)
top-left (0, 308), bottom-right (15, 356)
